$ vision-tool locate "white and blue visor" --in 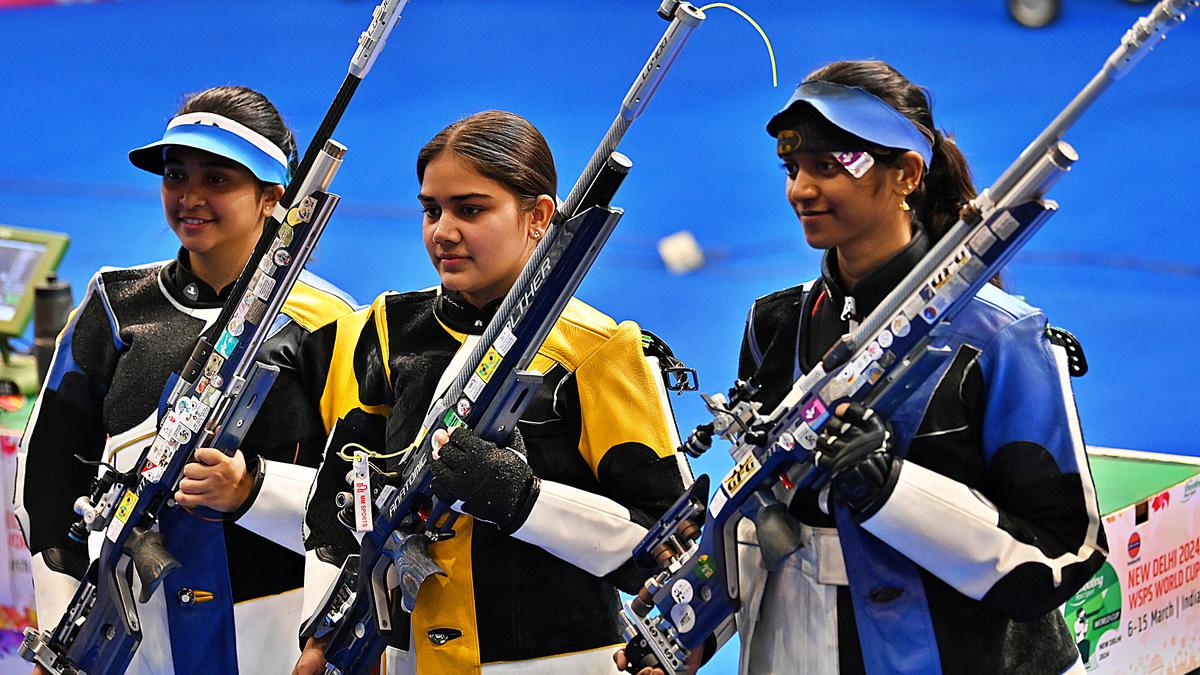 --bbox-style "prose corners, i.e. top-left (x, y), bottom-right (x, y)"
top-left (767, 80), bottom-right (934, 168)
top-left (129, 112), bottom-right (290, 185)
